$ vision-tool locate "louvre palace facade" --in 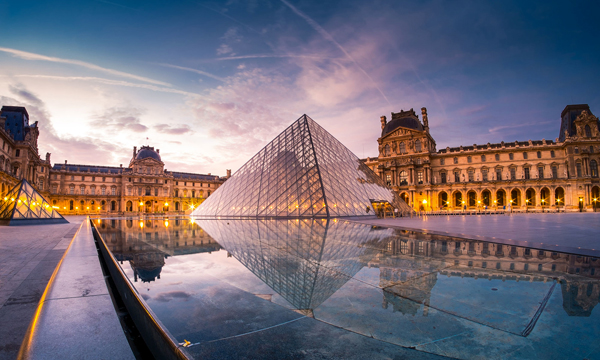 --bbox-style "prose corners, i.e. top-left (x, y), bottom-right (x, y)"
top-left (0, 106), bottom-right (226, 215)
top-left (363, 104), bottom-right (600, 212)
